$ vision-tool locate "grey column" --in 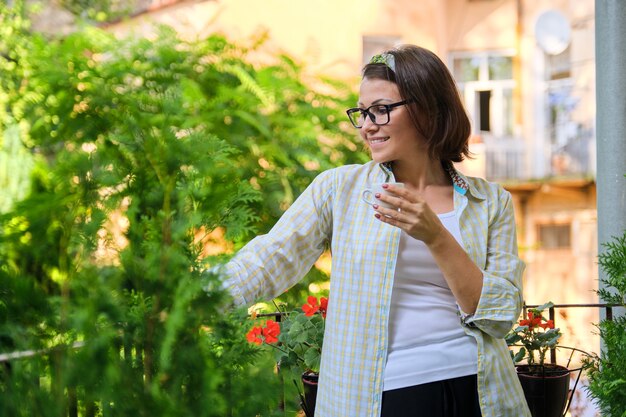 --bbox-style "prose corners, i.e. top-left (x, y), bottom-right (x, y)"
top-left (595, 1), bottom-right (626, 306)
